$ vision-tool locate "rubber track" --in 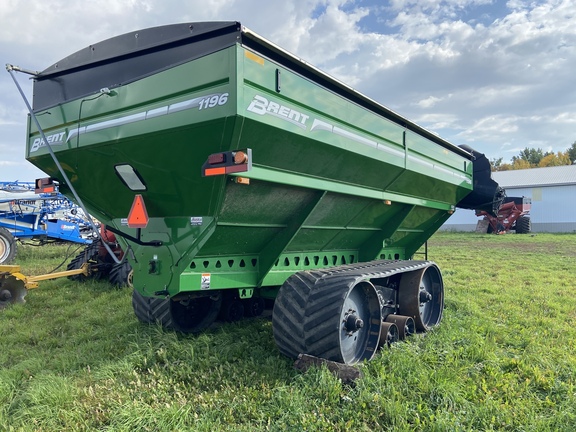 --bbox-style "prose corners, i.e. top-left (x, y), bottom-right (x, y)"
top-left (132, 289), bottom-right (174, 327)
top-left (109, 261), bottom-right (132, 287)
top-left (66, 242), bottom-right (100, 280)
top-left (272, 260), bottom-right (434, 362)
